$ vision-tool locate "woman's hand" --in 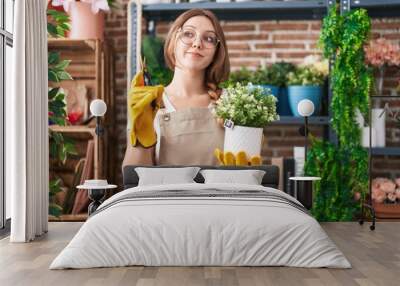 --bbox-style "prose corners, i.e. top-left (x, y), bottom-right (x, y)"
top-left (128, 71), bottom-right (164, 147)
top-left (214, 148), bottom-right (262, 166)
